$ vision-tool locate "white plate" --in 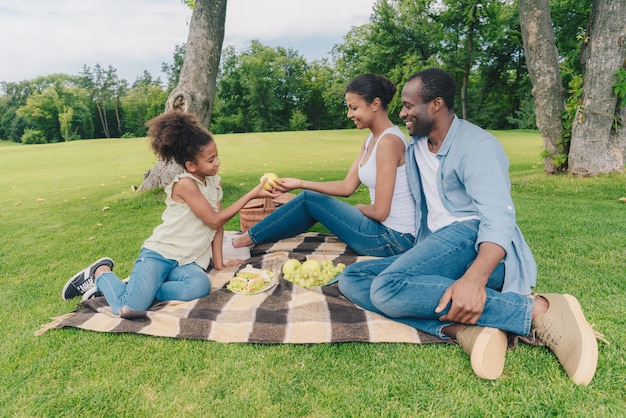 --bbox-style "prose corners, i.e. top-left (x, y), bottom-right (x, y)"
top-left (228, 275), bottom-right (278, 295)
